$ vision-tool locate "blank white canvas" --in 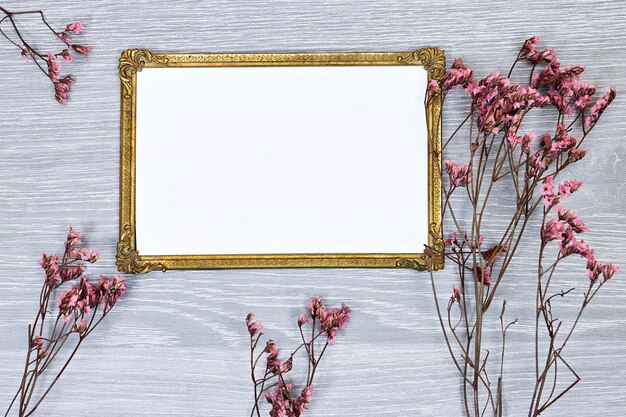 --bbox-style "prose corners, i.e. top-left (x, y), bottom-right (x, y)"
top-left (135, 65), bottom-right (429, 255)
